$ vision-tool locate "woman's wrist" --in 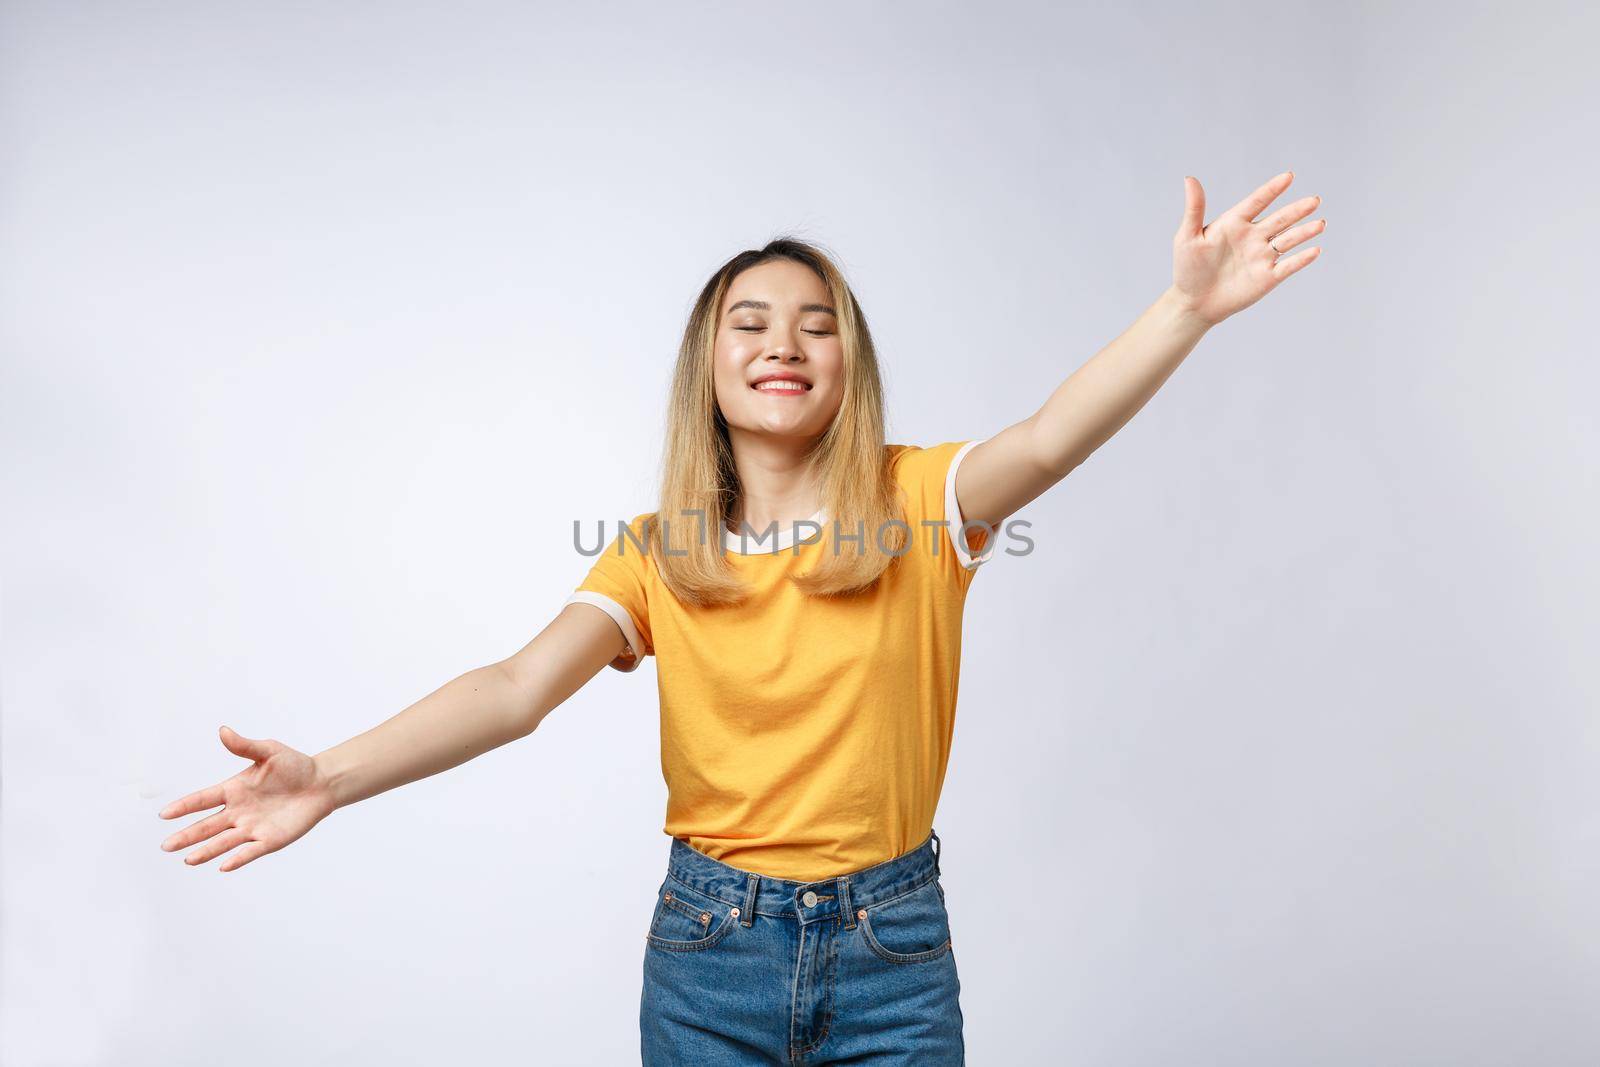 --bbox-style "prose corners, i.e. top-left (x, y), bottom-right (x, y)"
top-left (310, 748), bottom-right (355, 814)
top-left (1158, 284), bottom-right (1217, 333)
